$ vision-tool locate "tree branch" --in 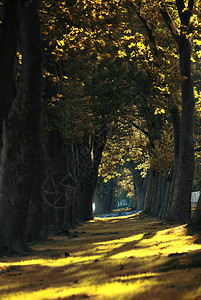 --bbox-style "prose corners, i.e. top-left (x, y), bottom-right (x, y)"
top-left (188, 0), bottom-right (194, 11)
top-left (176, 0), bottom-right (185, 17)
top-left (132, 122), bottom-right (149, 137)
top-left (176, 0), bottom-right (194, 26)
top-left (160, 3), bottom-right (179, 44)
top-left (126, 0), bottom-right (158, 56)
top-left (132, 122), bottom-right (156, 153)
